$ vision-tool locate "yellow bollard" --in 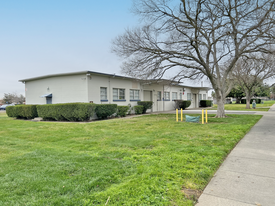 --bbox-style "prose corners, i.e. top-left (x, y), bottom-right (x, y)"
top-left (181, 109), bottom-right (183, 122)
top-left (202, 109), bottom-right (204, 124)
top-left (176, 109), bottom-right (178, 122)
top-left (205, 110), bottom-right (208, 123)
